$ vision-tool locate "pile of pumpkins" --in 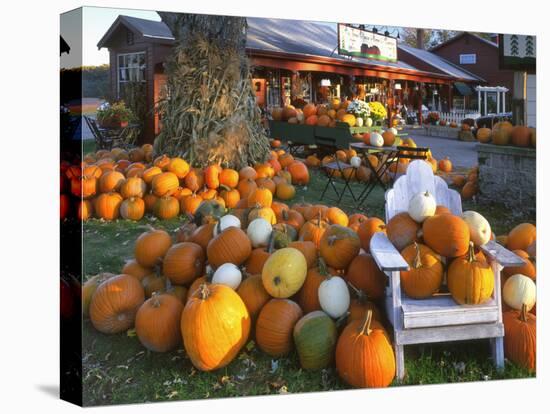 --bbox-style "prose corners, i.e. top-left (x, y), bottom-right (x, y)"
top-left (271, 99), bottom-right (374, 128)
top-left (302, 135), bottom-right (450, 184)
top-left (62, 144), bottom-right (310, 222)
top-left (450, 166), bottom-right (479, 200)
top-left (84, 191), bottom-right (536, 387)
top-left (477, 121), bottom-right (536, 148)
